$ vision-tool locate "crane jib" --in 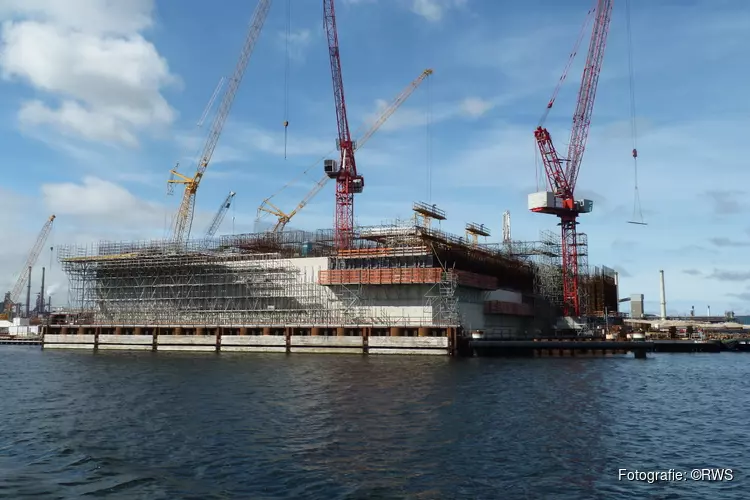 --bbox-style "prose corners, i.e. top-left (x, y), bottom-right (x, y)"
top-left (170, 0), bottom-right (272, 245)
